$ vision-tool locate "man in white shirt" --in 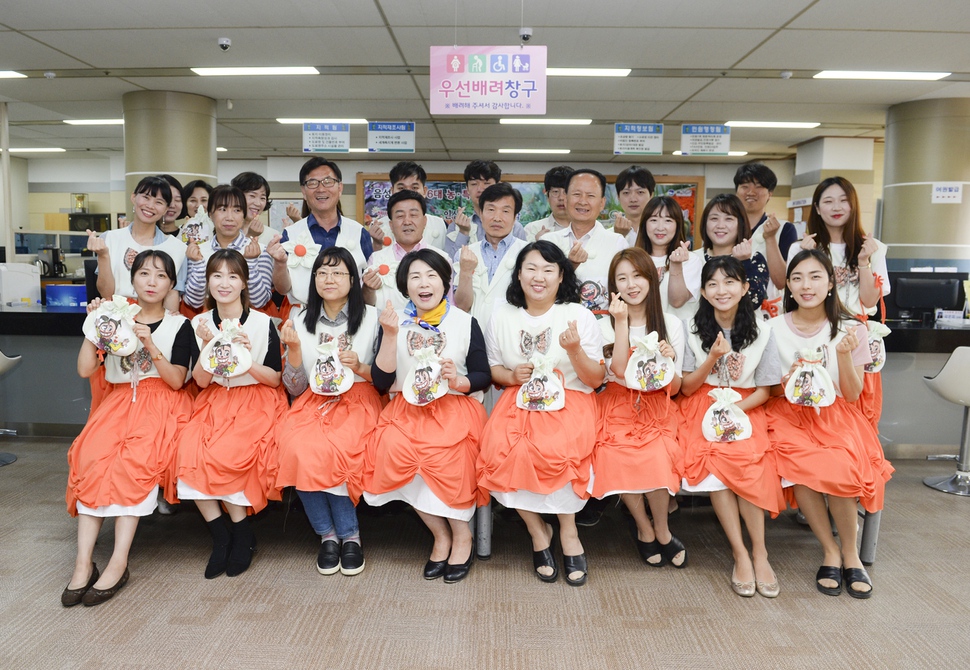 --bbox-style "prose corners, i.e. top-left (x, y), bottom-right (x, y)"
top-left (523, 165), bottom-right (574, 241)
top-left (613, 165), bottom-right (655, 247)
top-left (445, 160), bottom-right (528, 258)
top-left (368, 161), bottom-right (448, 252)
